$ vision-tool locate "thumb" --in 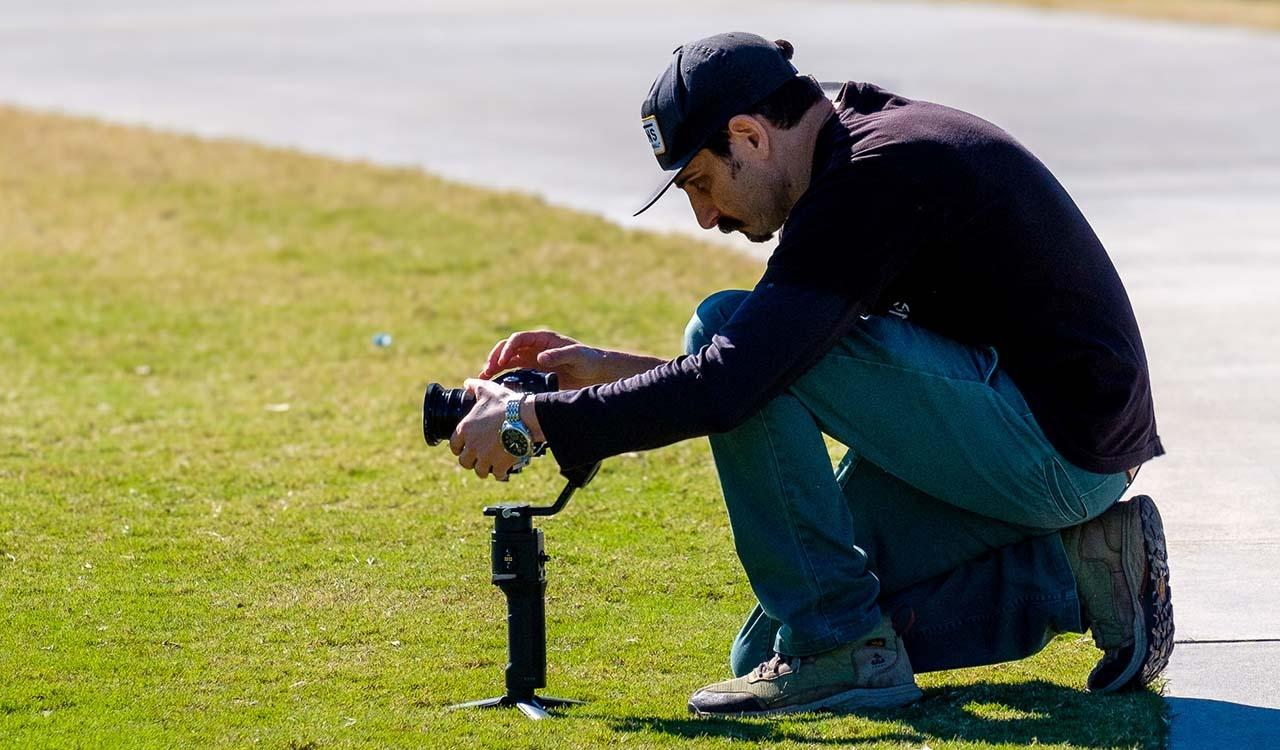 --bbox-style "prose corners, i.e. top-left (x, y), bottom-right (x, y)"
top-left (464, 378), bottom-right (501, 397)
top-left (536, 346), bottom-right (578, 368)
